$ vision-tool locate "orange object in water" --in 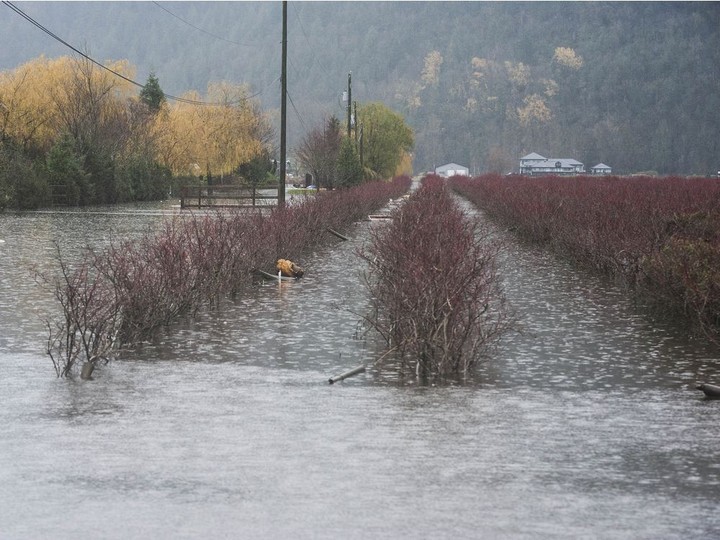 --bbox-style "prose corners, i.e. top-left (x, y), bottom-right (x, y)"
top-left (276, 259), bottom-right (304, 278)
